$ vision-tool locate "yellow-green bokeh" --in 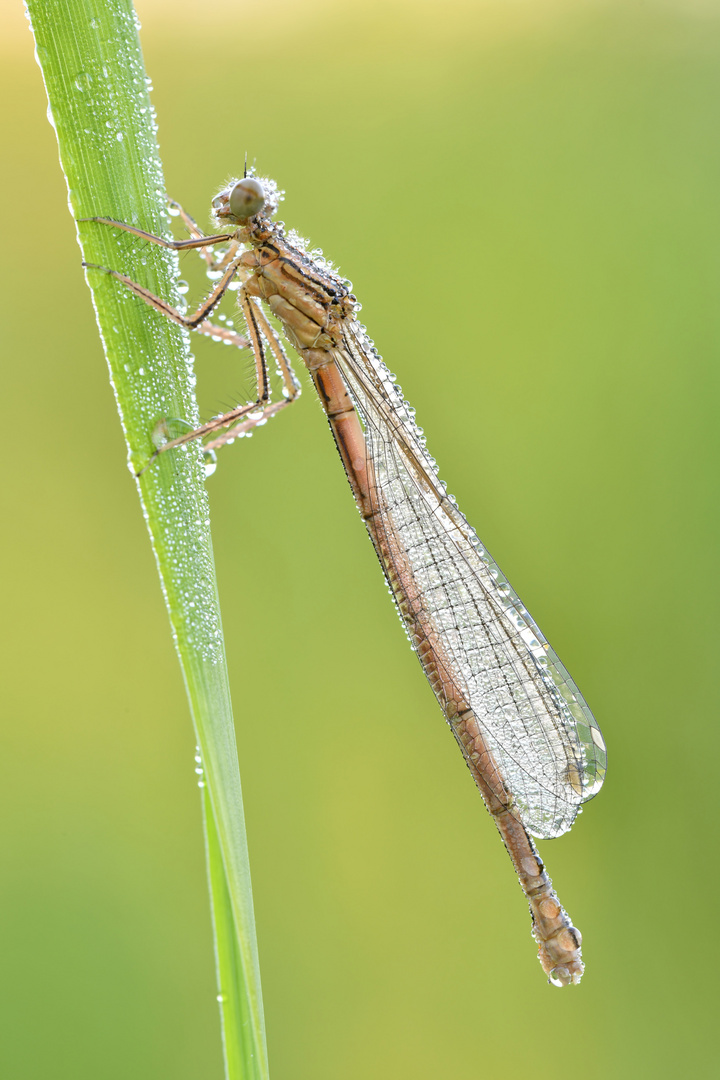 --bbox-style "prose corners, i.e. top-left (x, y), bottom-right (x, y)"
top-left (2, 1), bottom-right (718, 1077)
